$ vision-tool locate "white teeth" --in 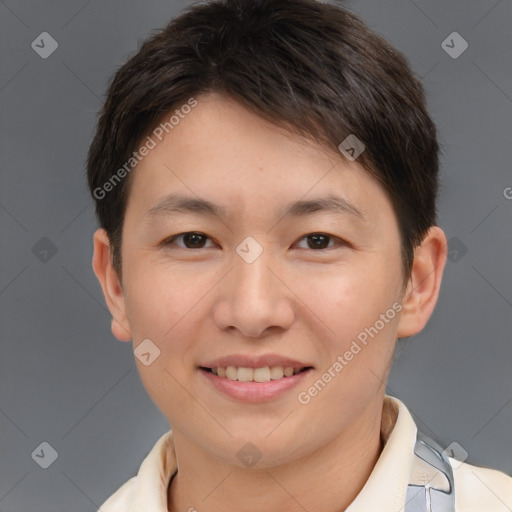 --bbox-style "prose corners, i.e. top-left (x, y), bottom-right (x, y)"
top-left (237, 367), bottom-right (253, 382)
top-left (269, 366), bottom-right (284, 379)
top-left (284, 366), bottom-right (294, 377)
top-left (211, 365), bottom-right (303, 382)
top-left (253, 367), bottom-right (271, 382)
top-left (253, 366), bottom-right (270, 382)
top-left (225, 366), bottom-right (238, 380)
